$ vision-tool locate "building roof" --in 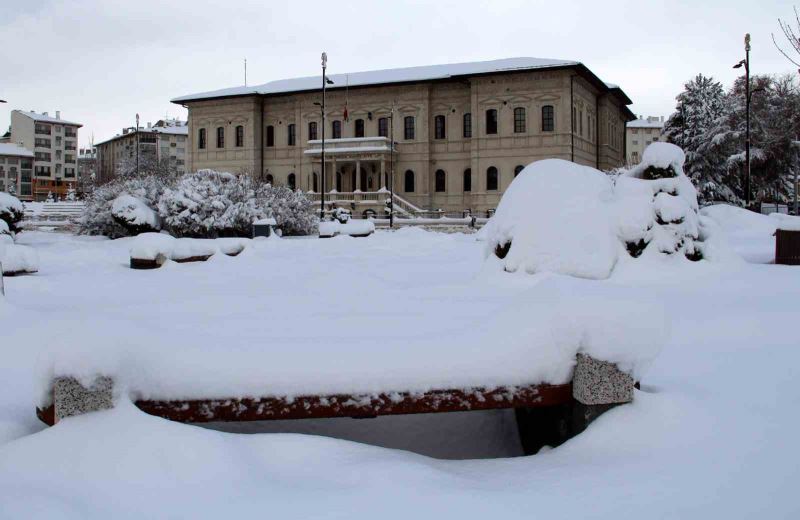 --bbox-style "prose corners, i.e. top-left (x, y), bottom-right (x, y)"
top-left (13, 110), bottom-right (82, 127)
top-left (0, 142), bottom-right (34, 157)
top-left (95, 122), bottom-right (188, 147)
top-left (172, 57), bottom-right (628, 104)
top-left (627, 117), bottom-right (664, 129)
